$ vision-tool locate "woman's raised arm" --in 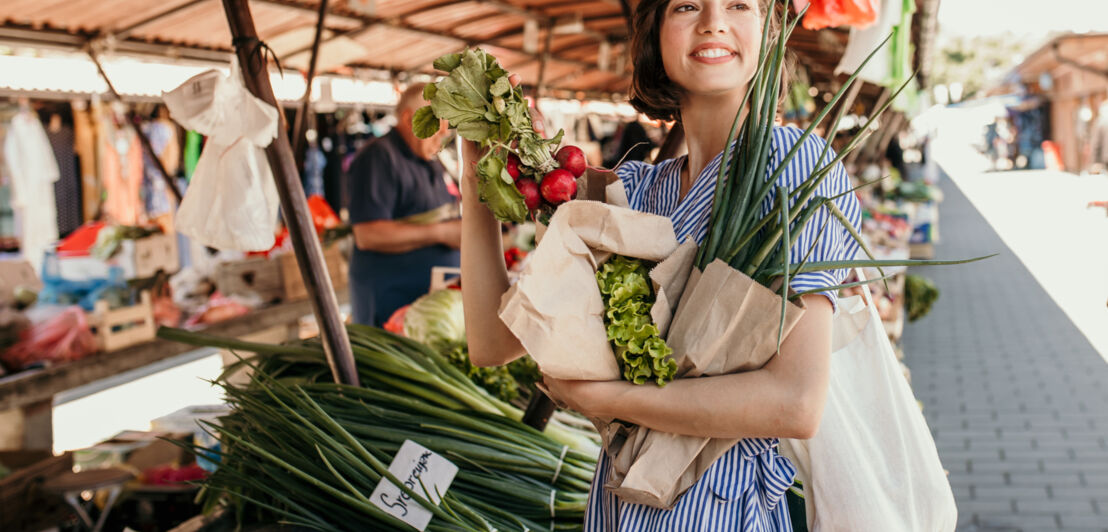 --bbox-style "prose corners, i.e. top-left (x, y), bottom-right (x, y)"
top-left (459, 140), bottom-right (527, 367)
